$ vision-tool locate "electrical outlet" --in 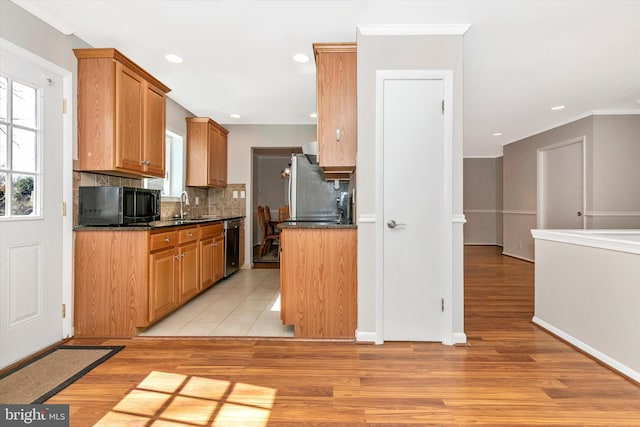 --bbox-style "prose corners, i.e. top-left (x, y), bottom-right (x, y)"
top-left (240, 190), bottom-right (246, 198)
top-left (233, 191), bottom-right (238, 198)
top-left (195, 196), bottom-right (200, 205)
